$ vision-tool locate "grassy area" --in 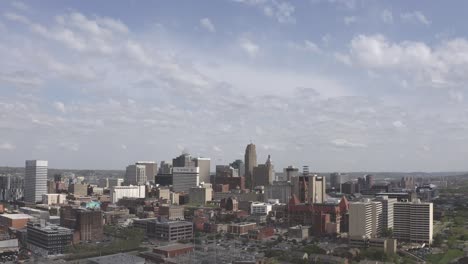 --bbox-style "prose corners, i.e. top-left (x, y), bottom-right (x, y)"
top-left (426, 249), bottom-right (464, 264)
top-left (65, 226), bottom-right (144, 260)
